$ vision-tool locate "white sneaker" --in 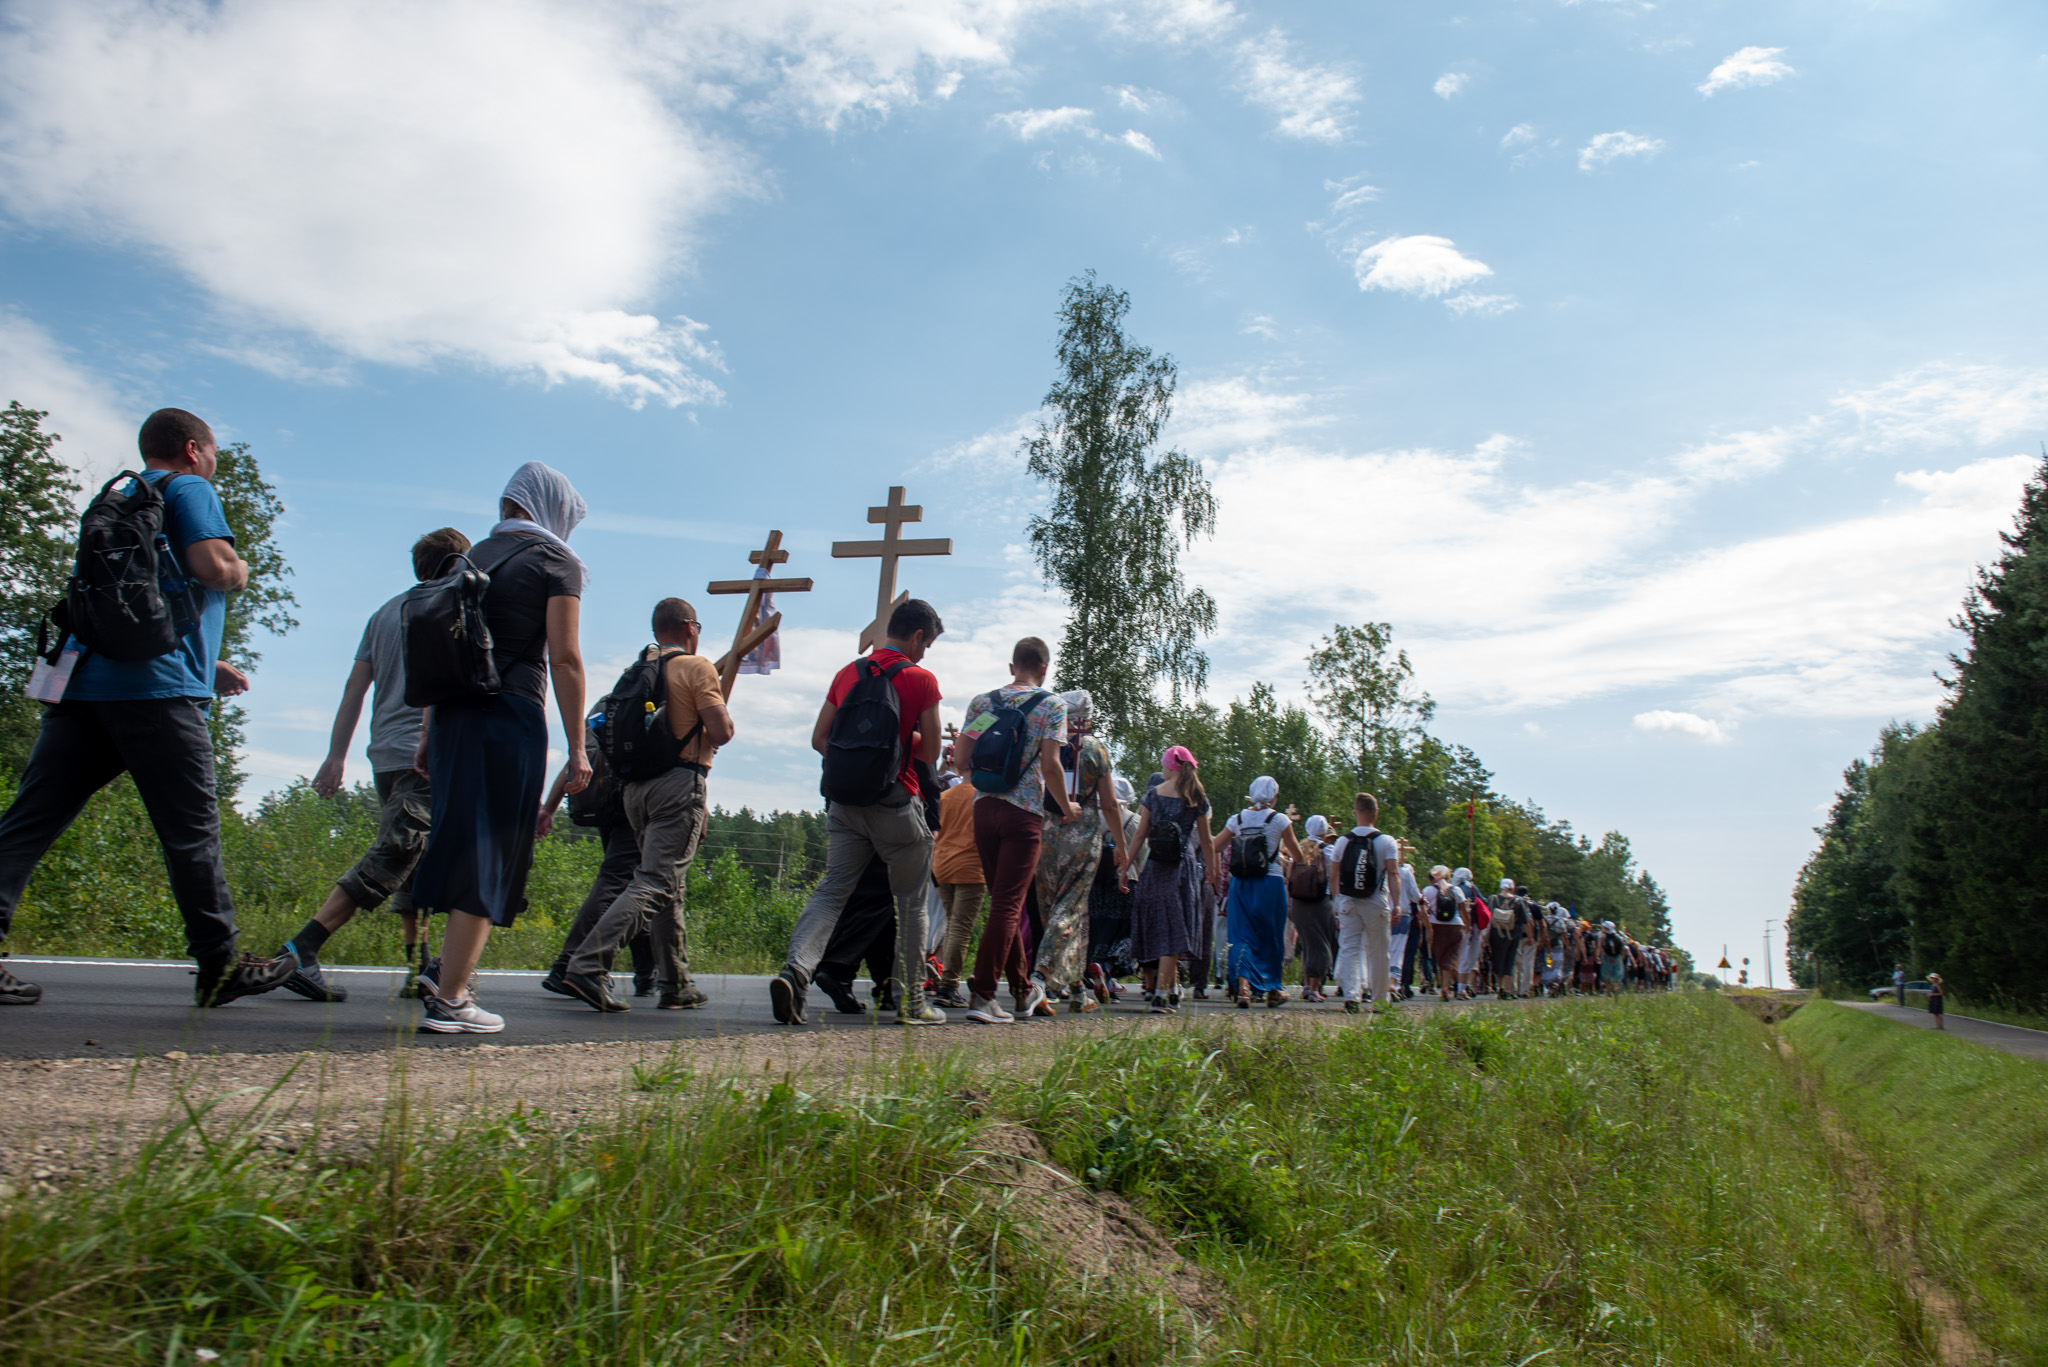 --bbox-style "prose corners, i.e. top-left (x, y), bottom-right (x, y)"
top-left (1020, 979), bottom-right (1051, 1018)
top-left (420, 990), bottom-right (505, 1034)
top-left (964, 994), bottom-right (1014, 1024)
